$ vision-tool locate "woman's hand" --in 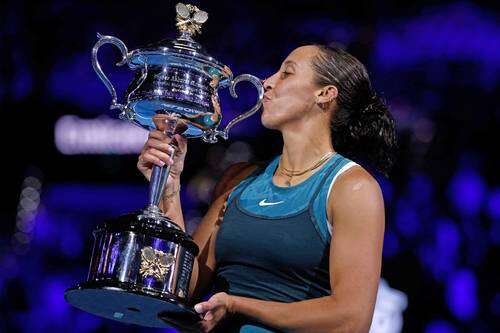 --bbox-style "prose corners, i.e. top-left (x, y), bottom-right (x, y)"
top-left (194, 292), bottom-right (234, 332)
top-left (137, 114), bottom-right (188, 185)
